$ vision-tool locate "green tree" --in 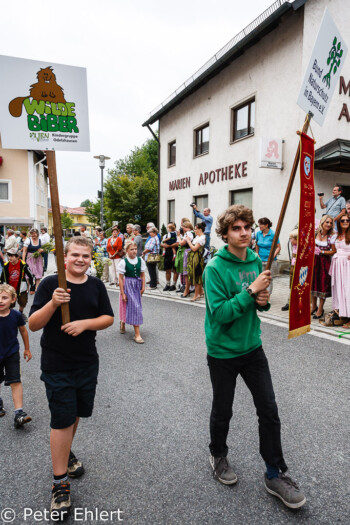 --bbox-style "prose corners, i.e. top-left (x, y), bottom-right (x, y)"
top-left (104, 137), bottom-right (158, 231)
top-left (85, 200), bottom-right (102, 227)
top-left (61, 209), bottom-right (74, 230)
top-left (80, 199), bottom-right (92, 207)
